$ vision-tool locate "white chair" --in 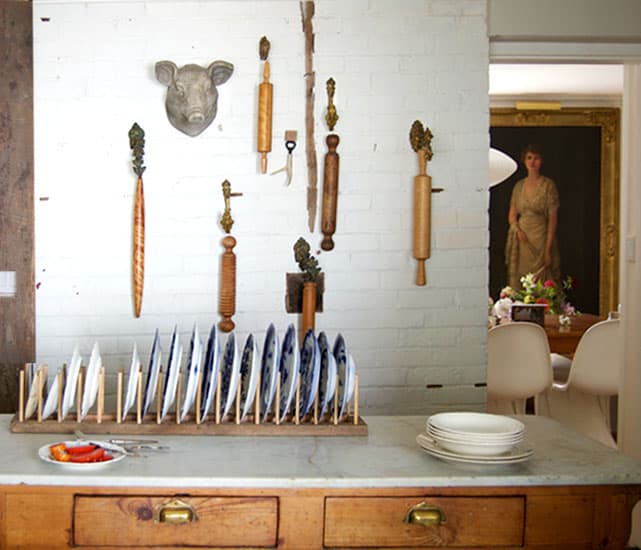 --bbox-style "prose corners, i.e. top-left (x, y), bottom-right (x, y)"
top-left (538, 319), bottom-right (621, 449)
top-left (487, 322), bottom-right (553, 415)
